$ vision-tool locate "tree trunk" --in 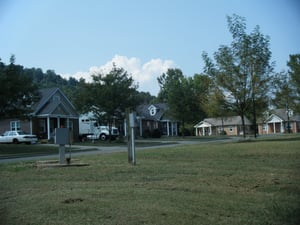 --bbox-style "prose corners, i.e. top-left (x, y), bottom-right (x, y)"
top-left (241, 113), bottom-right (246, 138)
top-left (252, 96), bottom-right (257, 138)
